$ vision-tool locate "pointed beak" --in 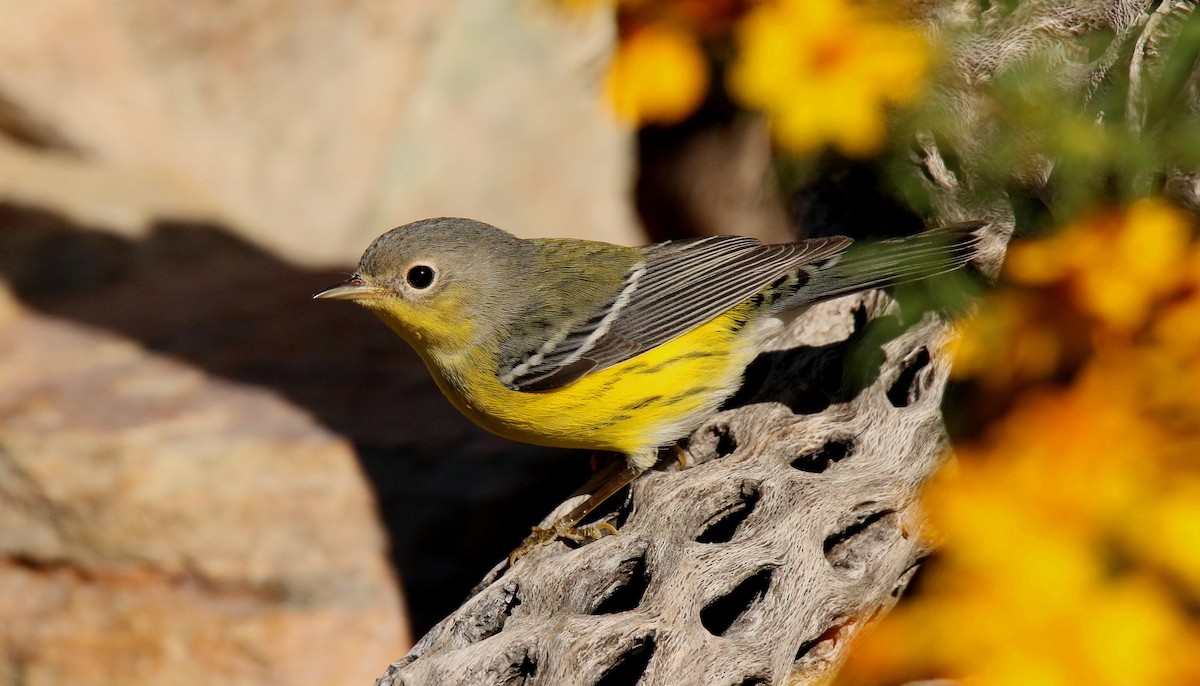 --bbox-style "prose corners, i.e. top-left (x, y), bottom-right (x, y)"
top-left (313, 277), bottom-right (376, 301)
